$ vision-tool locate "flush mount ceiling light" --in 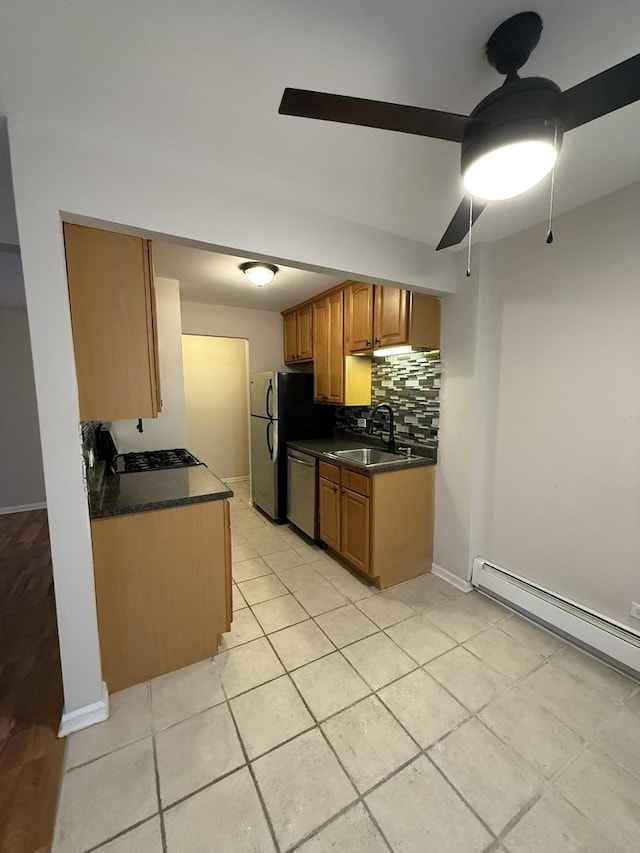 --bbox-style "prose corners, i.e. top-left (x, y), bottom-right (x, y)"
top-left (279, 10), bottom-right (640, 248)
top-left (239, 262), bottom-right (279, 287)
